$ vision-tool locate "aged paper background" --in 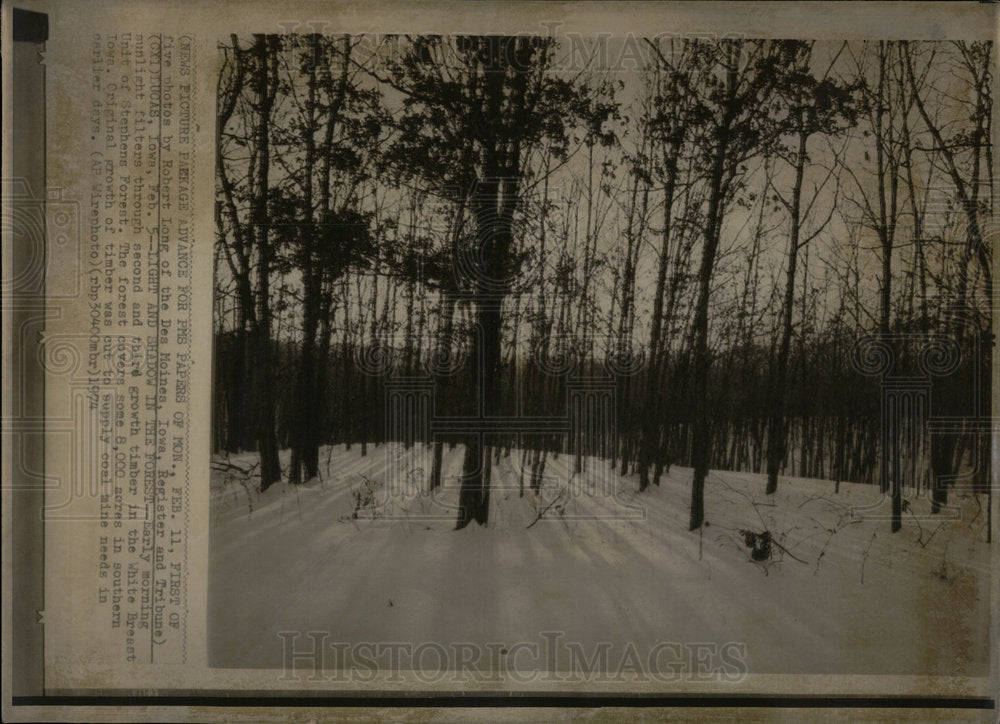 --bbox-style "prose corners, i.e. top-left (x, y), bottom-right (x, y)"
top-left (2, 1), bottom-right (997, 721)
